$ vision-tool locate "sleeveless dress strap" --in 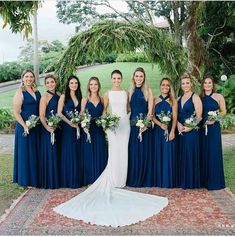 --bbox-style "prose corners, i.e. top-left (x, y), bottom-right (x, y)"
top-left (47, 90), bottom-right (55, 96)
top-left (159, 95), bottom-right (170, 101)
